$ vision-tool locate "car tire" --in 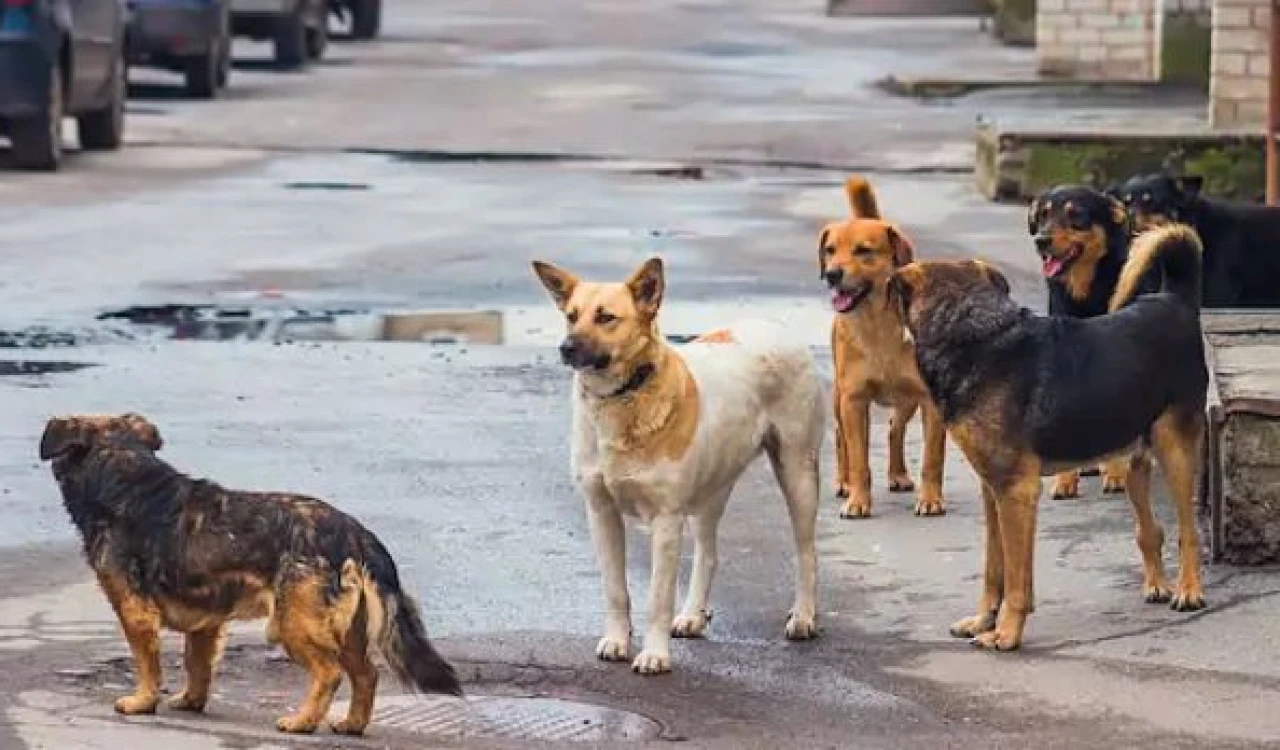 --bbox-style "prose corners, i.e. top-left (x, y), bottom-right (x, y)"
top-left (11, 60), bottom-right (63, 171)
top-left (304, 12), bottom-right (327, 60)
top-left (350, 0), bottom-right (379, 40)
top-left (184, 51), bottom-right (219, 98)
top-left (215, 25), bottom-right (232, 88)
top-left (79, 49), bottom-right (126, 150)
top-left (273, 3), bottom-right (308, 69)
